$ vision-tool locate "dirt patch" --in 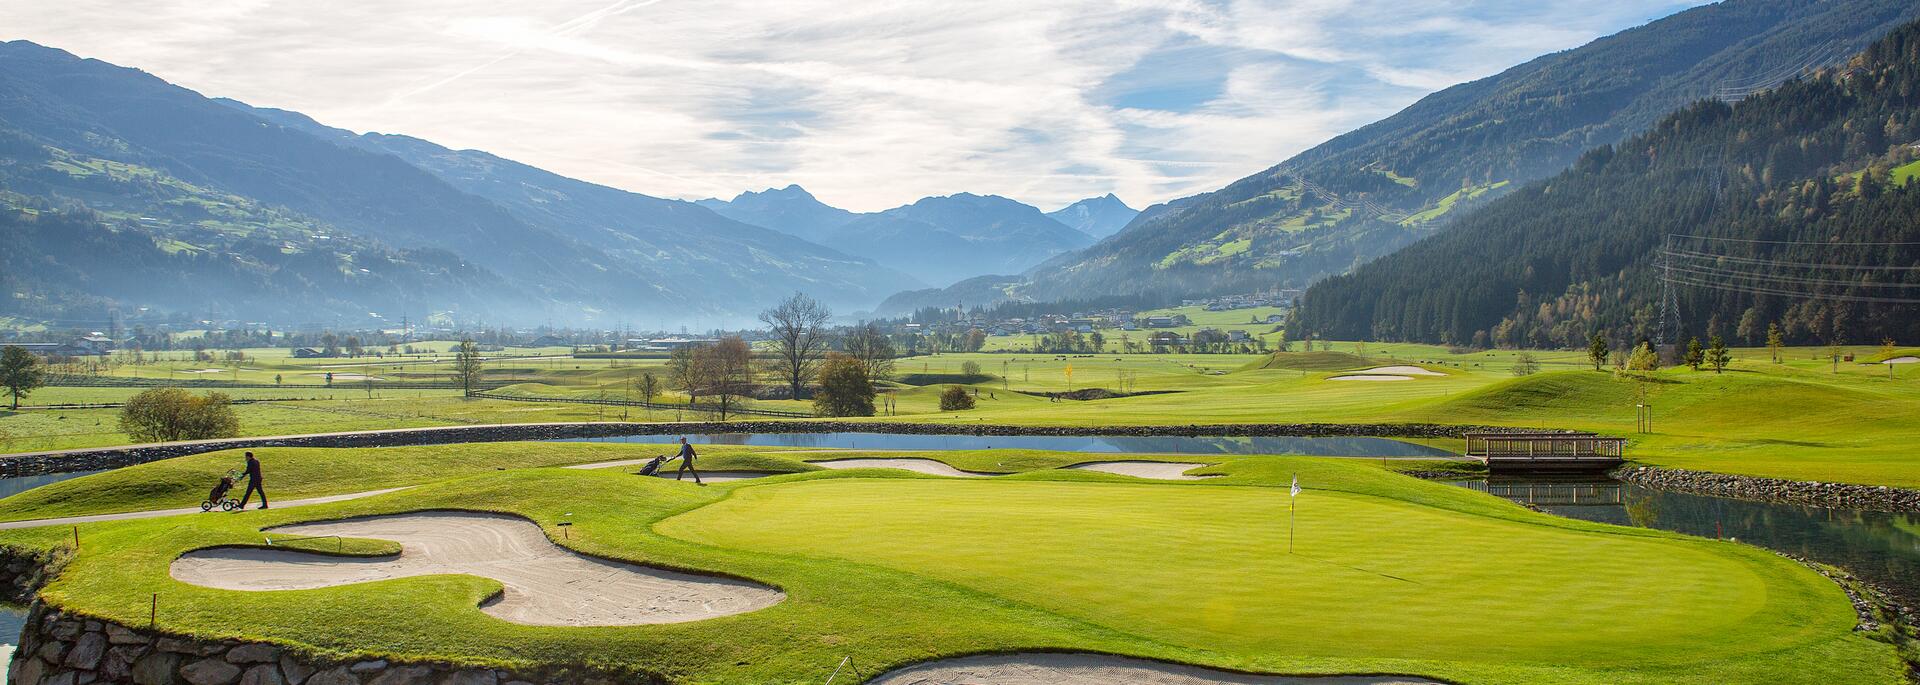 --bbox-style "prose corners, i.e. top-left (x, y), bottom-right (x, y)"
top-left (867, 653), bottom-right (1441, 685)
top-left (170, 511), bottom-right (782, 626)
